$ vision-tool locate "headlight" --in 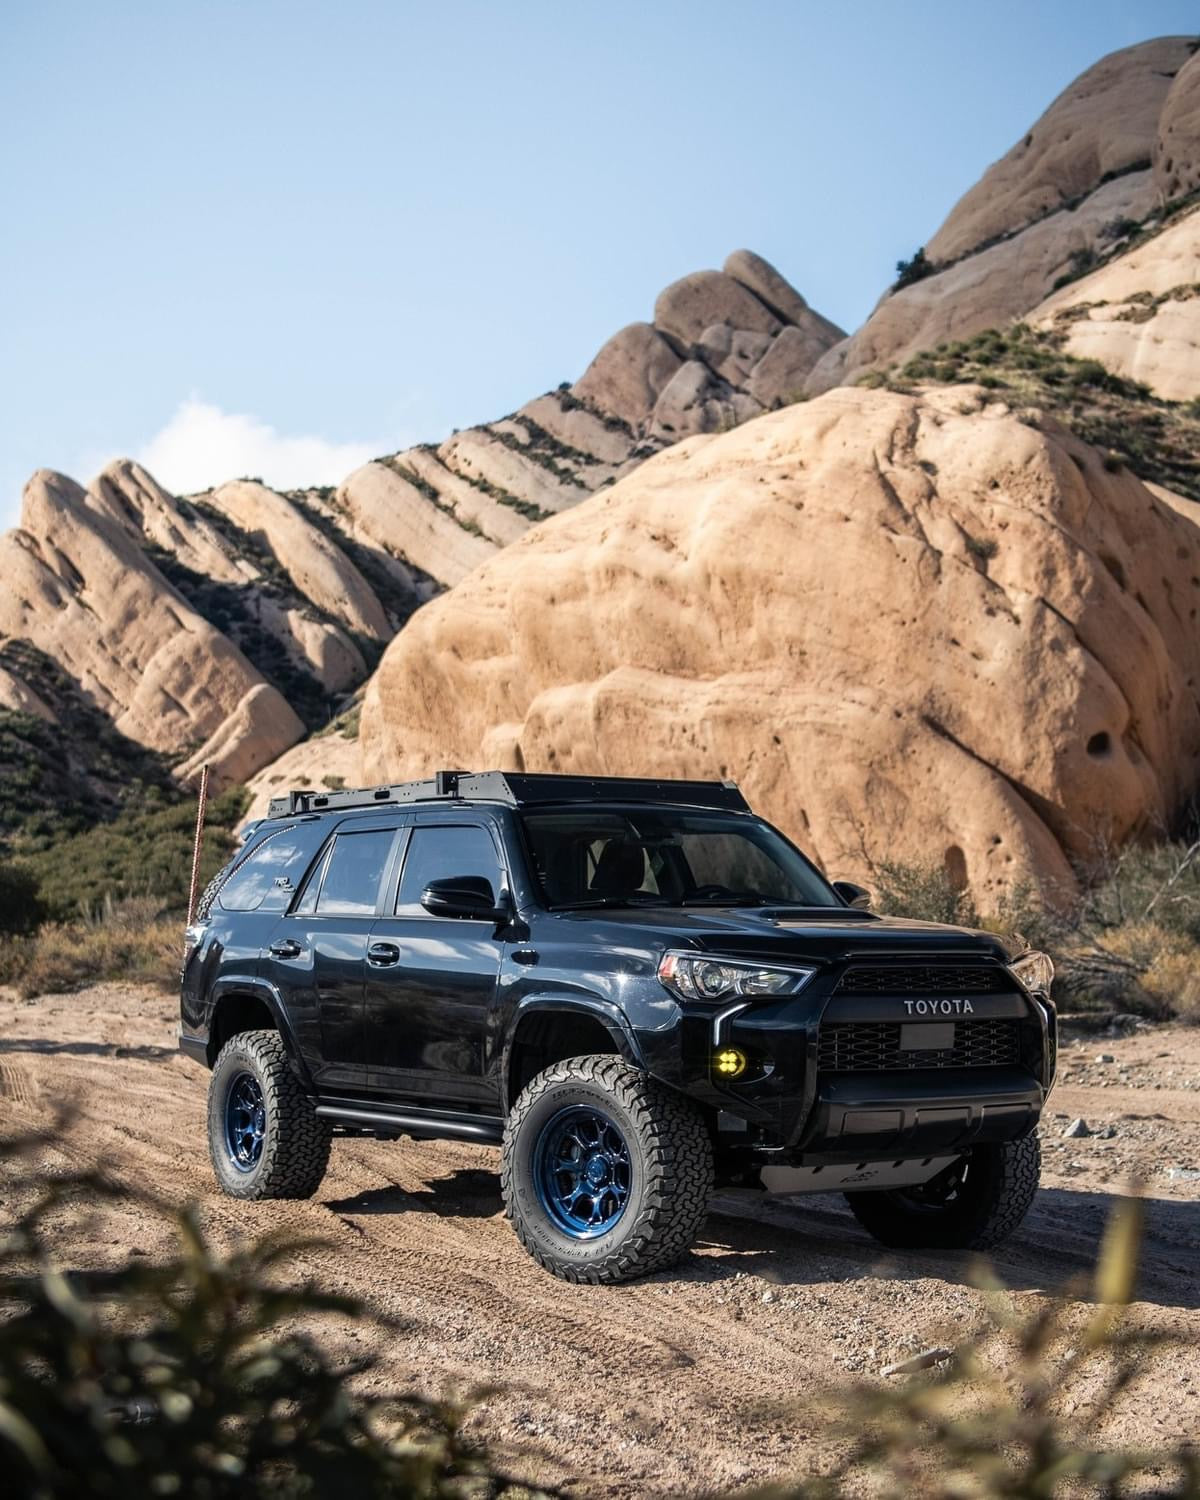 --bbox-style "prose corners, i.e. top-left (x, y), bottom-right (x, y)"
top-left (1008, 950), bottom-right (1054, 996)
top-left (658, 951), bottom-right (816, 1001)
